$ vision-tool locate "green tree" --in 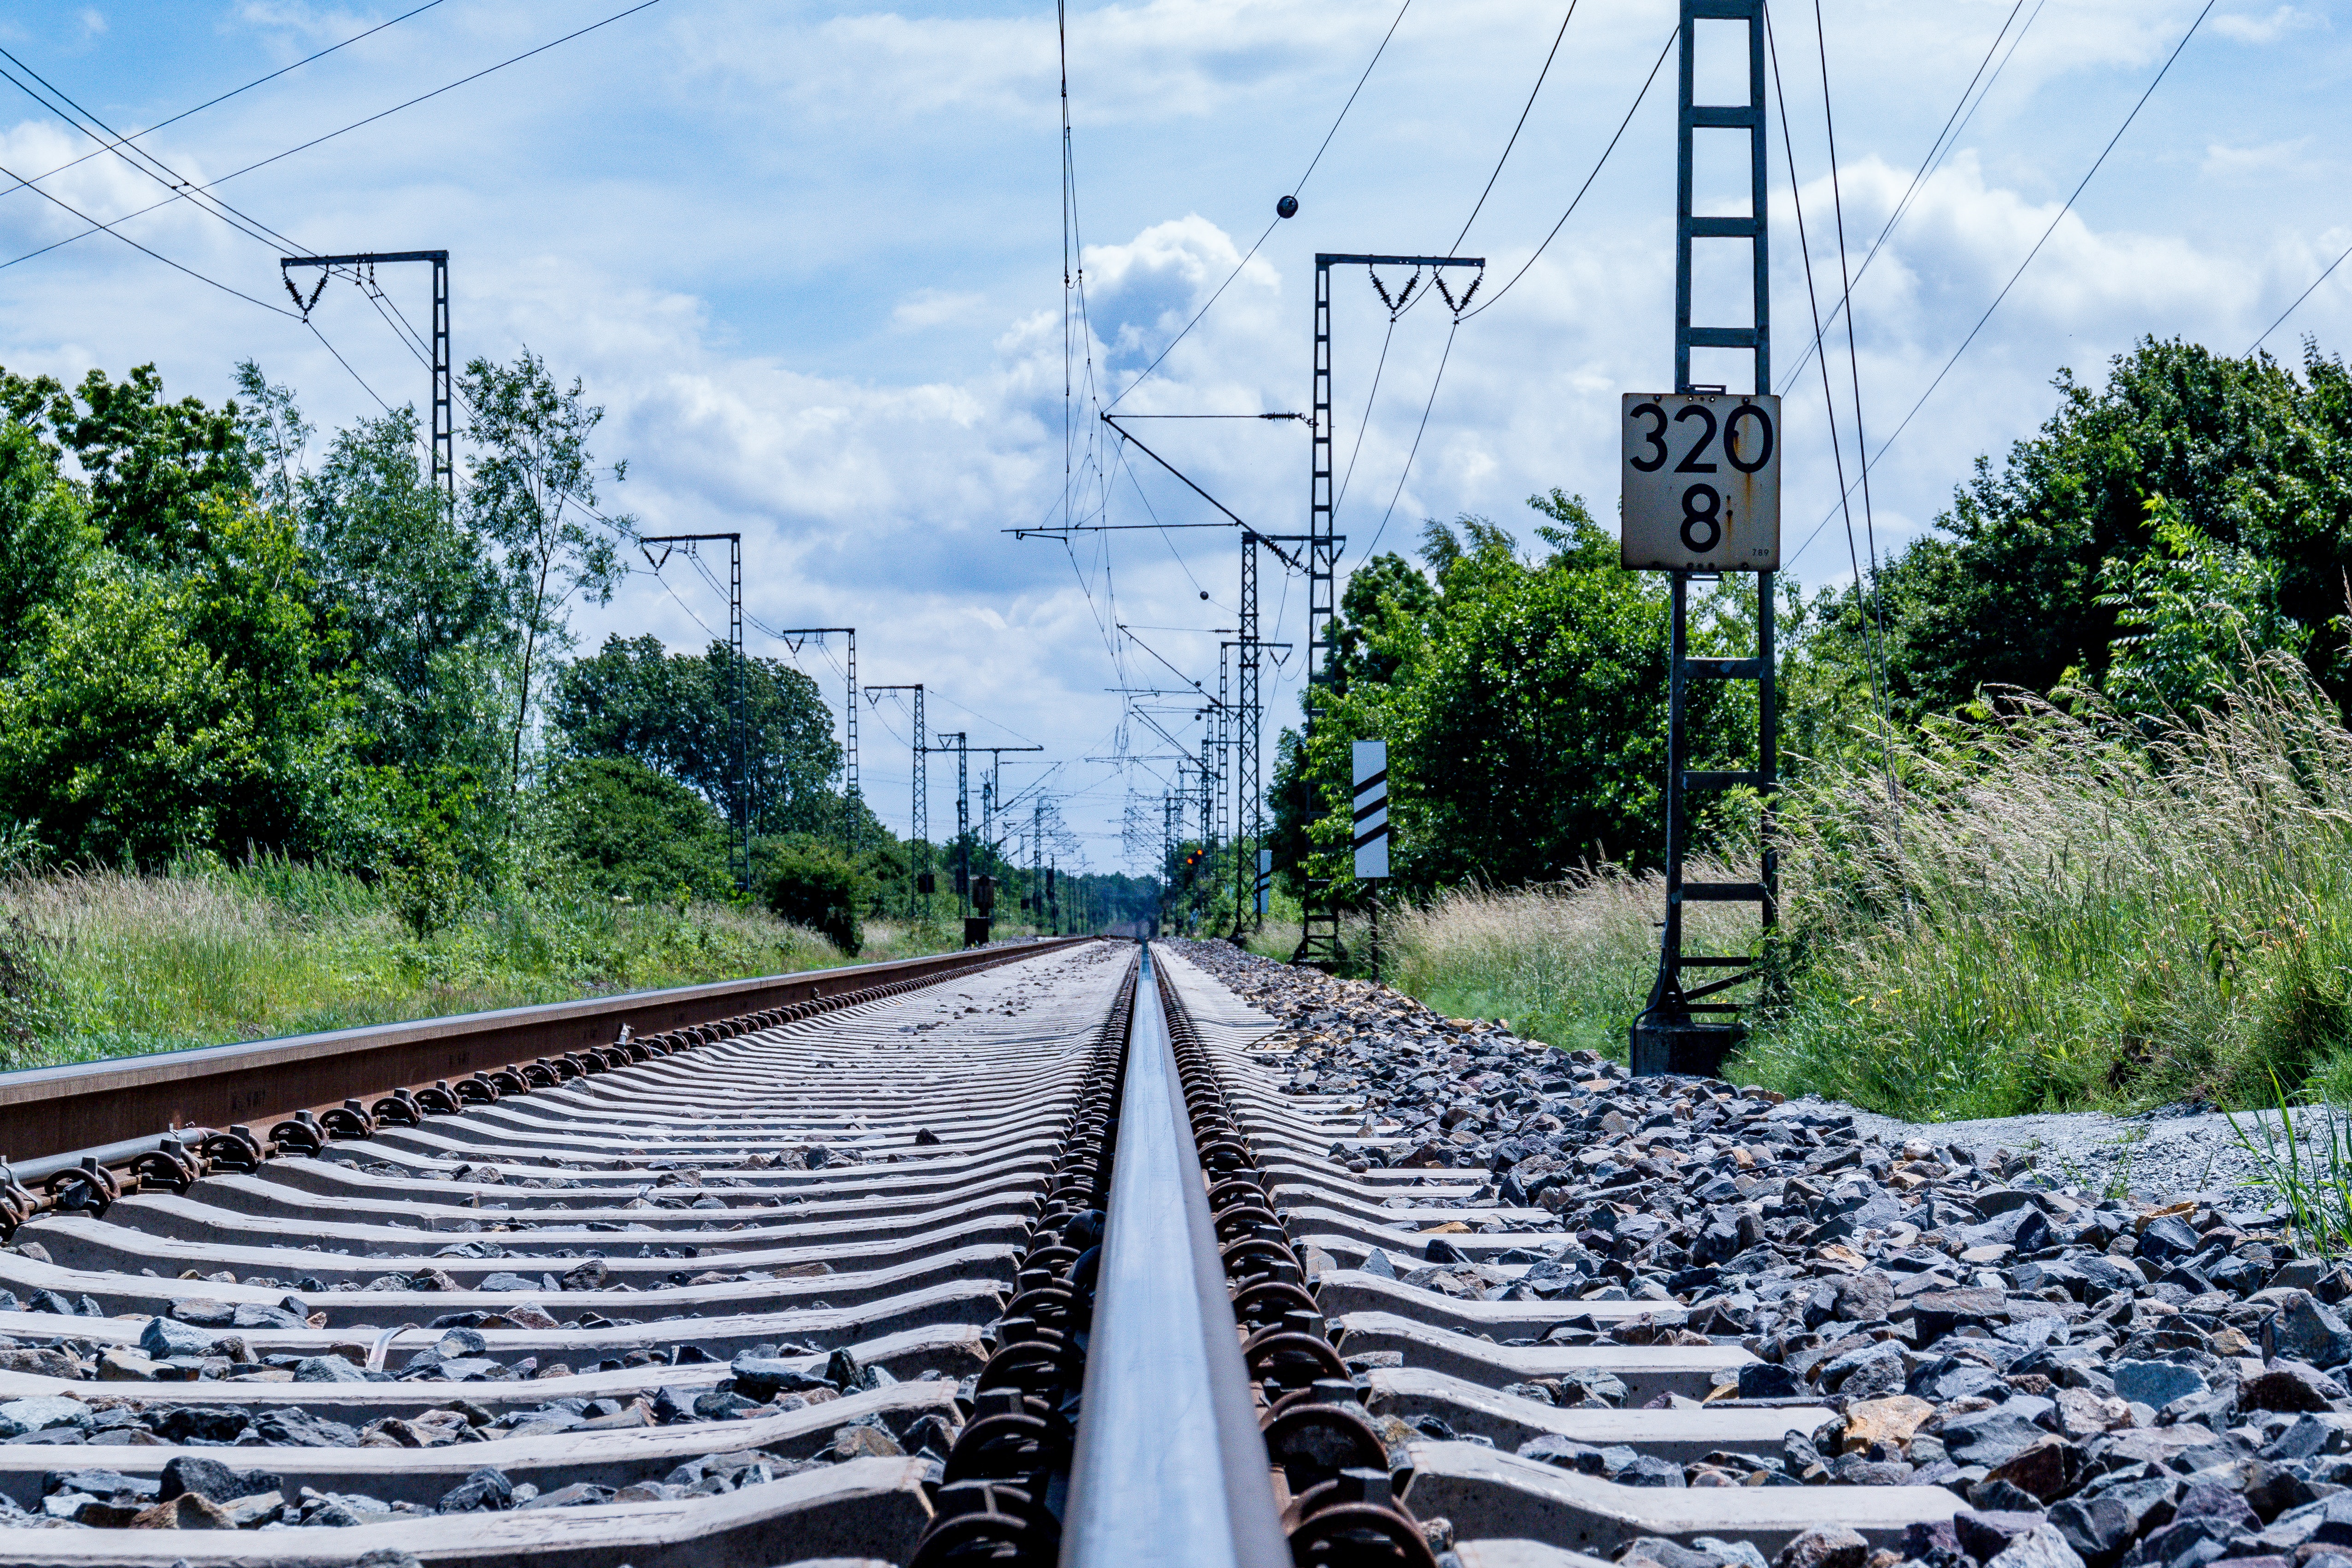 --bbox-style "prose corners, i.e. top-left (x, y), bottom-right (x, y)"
top-left (541, 754), bottom-right (731, 901)
top-left (0, 498), bottom-right (355, 863)
top-left (1275, 494), bottom-right (1761, 897)
top-left (0, 419), bottom-right (92, 658)
top-left (2094, 501), bottom-right (2310, 711)
top-left (552, 634), bottom-right (844, 834)
top-left (1857, 337), bottom-right (2352, 717)
top-left (461, 352), bottom-right (629, 800)
top-left (299, 399), bottom-right (512, 780)
top-left (46, 364), bottom-right (252, 566)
